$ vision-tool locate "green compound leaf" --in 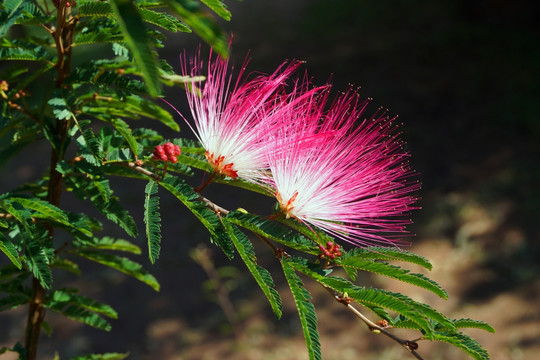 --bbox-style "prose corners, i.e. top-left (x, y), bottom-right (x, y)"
top-left (98, 196), bottom-right (137, 238)
top-left (0, 0), bottom-right (26, 36)
top-left (75, 123), bottom-right (104, 165)
top-left (46, 301), bottom-right (113, 330)
top-left (69, 65), bottom-right (147, 94)
top-left (73, 250), bottom-right (159, 291)
top-left (144, 181), bottom-right (162, 264)
top-left (9, 196), bottom-right (68, 223)
top-left (8, 197), bottom-right (92, 236)
top-left (73, 236), bottom-right (141, 255)
top-left (451, 318), bottom-right (495, 333)
top-left (0, 233), bottom-right (22, 269)
top-left (77, 1), bottom-right (116, 17)
top-left (222, 219), bottom-right (282, 318)
top-left (200, 0), bottom-right (231, 20)
top-left (47, 288), bottom-right (118, 319)
top-left (392, 316), bottom-right (425, 331)
top-left (24, 236), bottom-right (52, 289)
top-left (434, 331), bottom-right (490, 360)
top-left (78, 1), bottom-right (189, 33)
top-left (340, 246), bottom-right (433, 270)
top-left (69, 353), bottom-right (129, 360)
top-left (59, 164), bottom-right (138, 238)
top-left (164, 0), bottom-right (228, 56)
top-left (138, 8), bottom-right (190, 32)
top-left (110, 118), bottom-right (138, 158)
top-left (288, 257), bottom-right (456, 340)
top-left (73, 30), bottom-right (125, 46)
top-left (226, 210), bottom-right (319, 254)
top-left (338, 259), bottom-right (448, 299)
top-left (159, 175), bottom-right (234, 259)
top-left (109, 0), bottom-right (161, 97)
top-left (84, 94), bottom-right (179, 131)
top-left (0, 38), bottom-right (50, 61)
top-left (281, 258), bottom-right (321, 360)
